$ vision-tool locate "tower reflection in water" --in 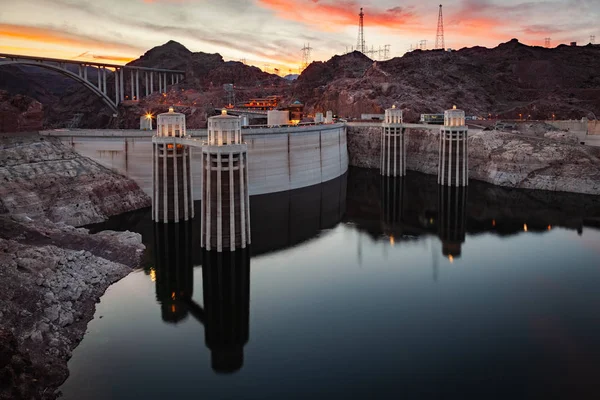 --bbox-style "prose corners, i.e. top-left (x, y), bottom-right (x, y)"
top-left (153, 222), bottom-right (250, 373)
top-left (380, 176), bottom-right (405, 239)
top-left (378, 174), bottom-right (468, 262)
top-left (437, 185), bottom-right (467, 261)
